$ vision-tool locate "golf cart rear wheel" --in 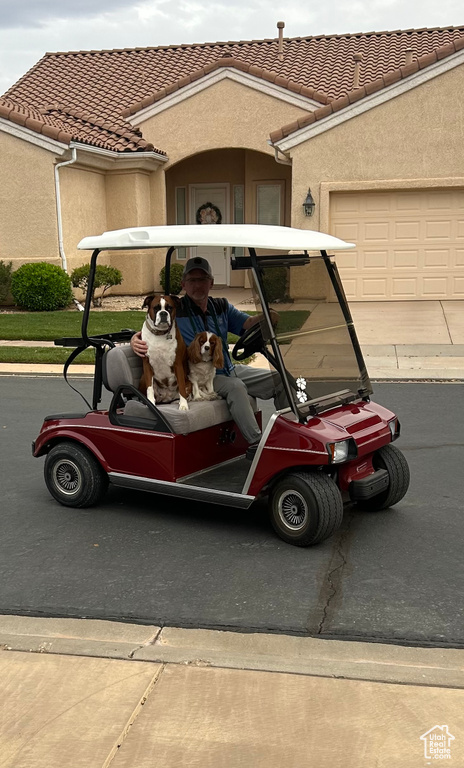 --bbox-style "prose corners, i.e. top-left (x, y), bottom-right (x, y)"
top-left (44, 441), bottom-right (108, 508)
top-left (357, 444), bottom-right (410, 511)
top-left (269, 472), bottom-right (343, 547)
